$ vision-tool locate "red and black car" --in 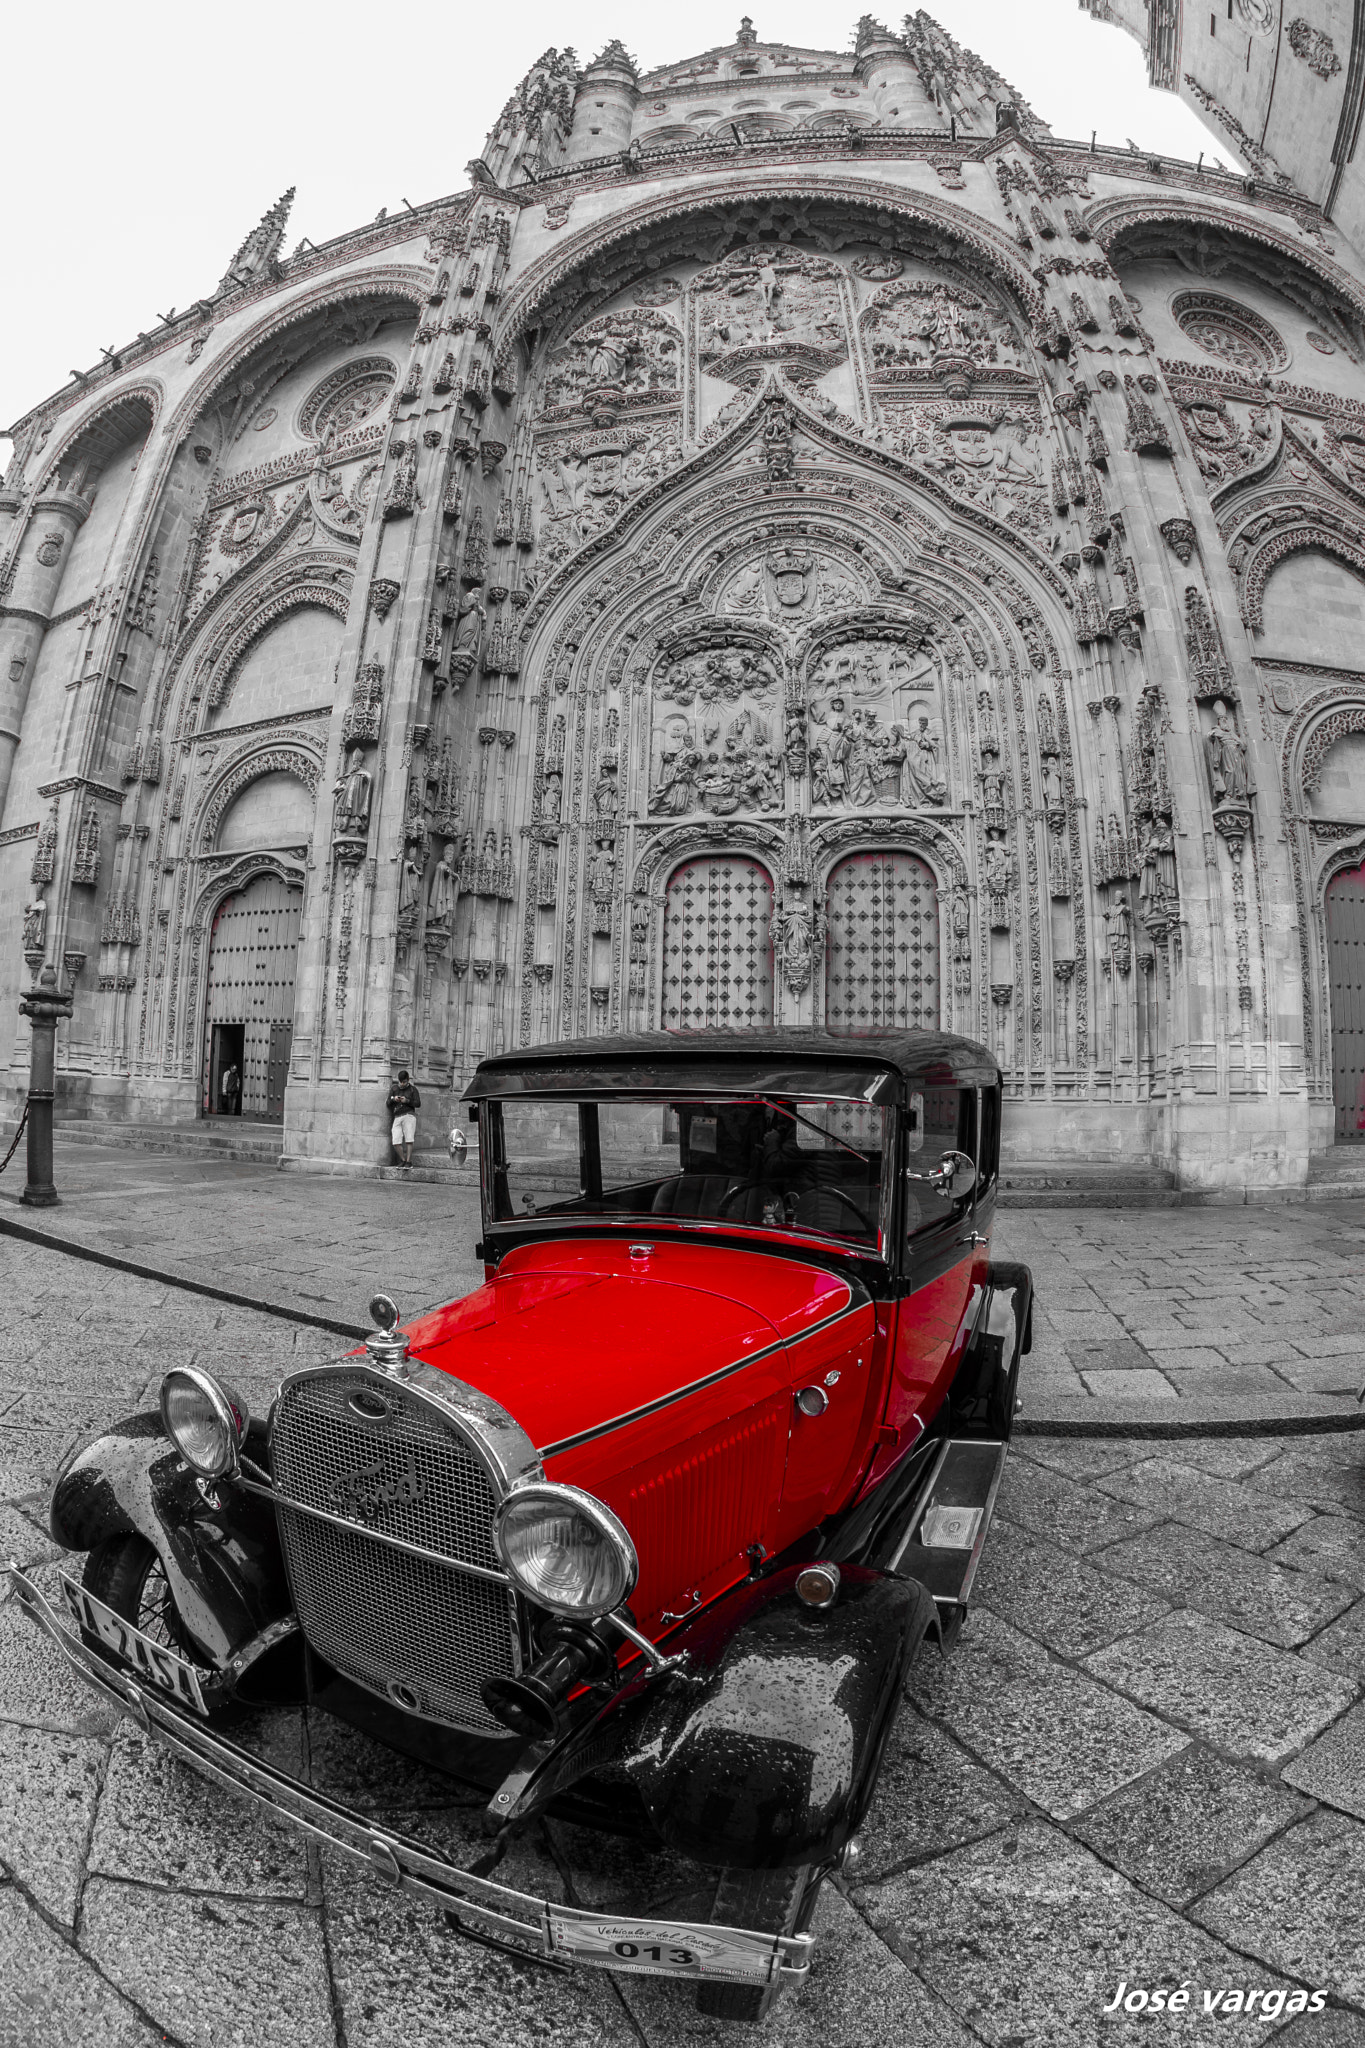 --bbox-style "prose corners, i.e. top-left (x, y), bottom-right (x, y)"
top-left (9, 1028), bottom-right (1032, 2022)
